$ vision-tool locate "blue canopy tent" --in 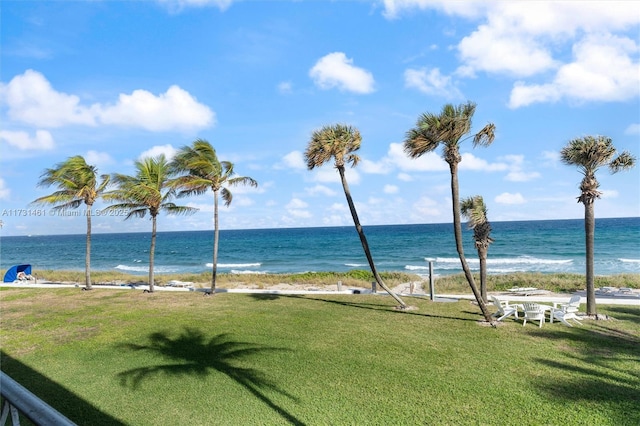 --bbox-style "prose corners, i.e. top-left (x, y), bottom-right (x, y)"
top-left (3, 264), bottom-right (32, 282)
